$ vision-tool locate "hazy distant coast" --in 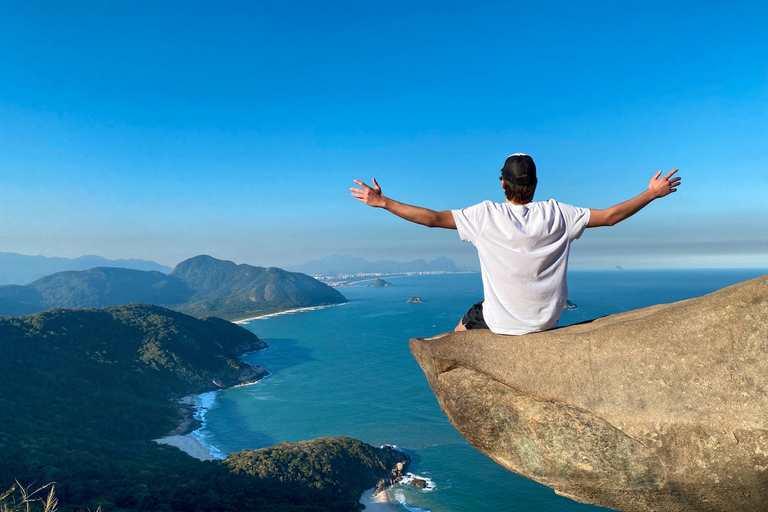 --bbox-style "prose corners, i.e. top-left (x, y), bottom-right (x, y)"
top-left (318, 270), bottom-right (476, 287)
